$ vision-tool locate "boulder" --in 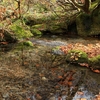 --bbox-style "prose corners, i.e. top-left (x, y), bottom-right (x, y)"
top-left (76, 6), bottom-right (100, 36)
top-left (9, 20), bottom-right (33, 39)
top-left (30, 28), bottom-right (42, 37)
top-left (0, 28), bottom-right (17, 43)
